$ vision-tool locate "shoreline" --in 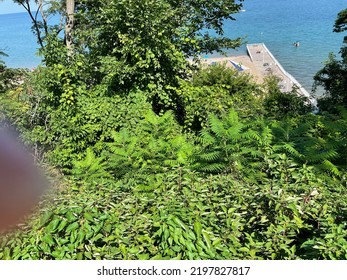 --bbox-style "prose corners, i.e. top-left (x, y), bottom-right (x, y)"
top-left (199, 43), bottom-right (317, 107)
